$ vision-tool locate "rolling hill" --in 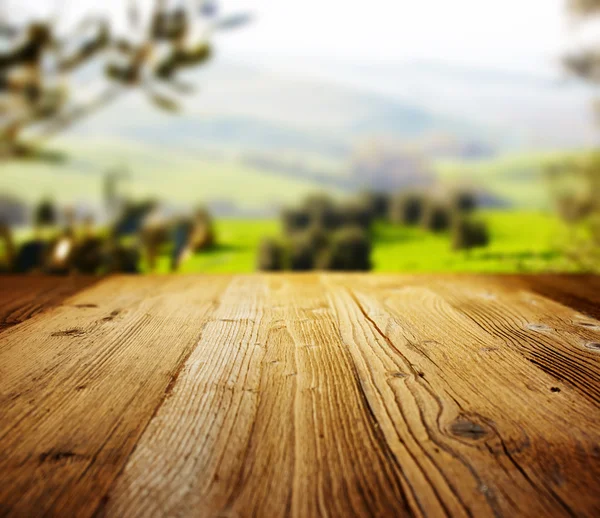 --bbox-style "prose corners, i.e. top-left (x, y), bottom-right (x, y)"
top-left (3, 59), bottom-right (596, 217)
